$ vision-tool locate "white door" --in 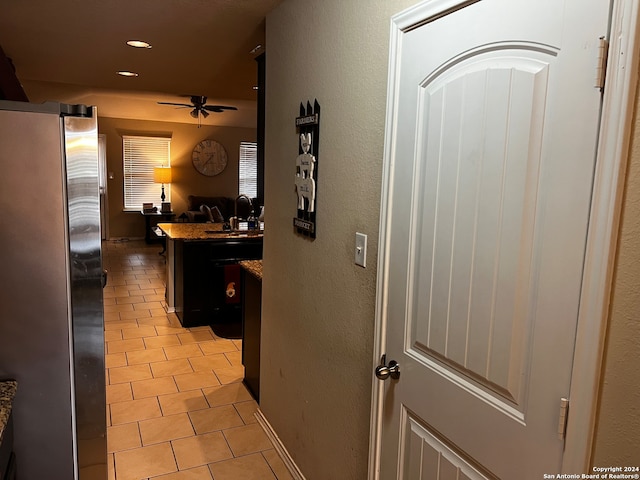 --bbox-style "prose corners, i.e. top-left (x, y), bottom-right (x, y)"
top-left (378, 0), bottom-right (610, 478)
